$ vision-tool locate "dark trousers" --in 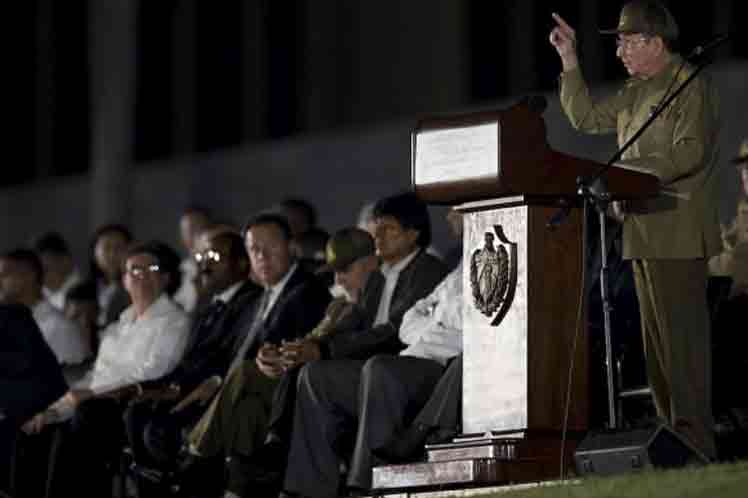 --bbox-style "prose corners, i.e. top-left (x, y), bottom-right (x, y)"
top-left (412, 354), bottom-right (462, 432)
top-left (283, 356), bottom-right (445, 498)
top-left (124, 399), bottom-right (205, 469)
top-left (633, 259), bottom-right (716, 458)
top-left (266, 365), bottom-right (302, 444)
top-left (57, 397), bottom-right (127, 496)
